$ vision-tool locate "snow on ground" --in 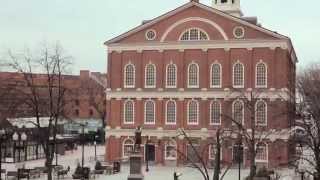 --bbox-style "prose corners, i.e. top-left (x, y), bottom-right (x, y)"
top-left (2, 145), bottom-right (297, 180)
